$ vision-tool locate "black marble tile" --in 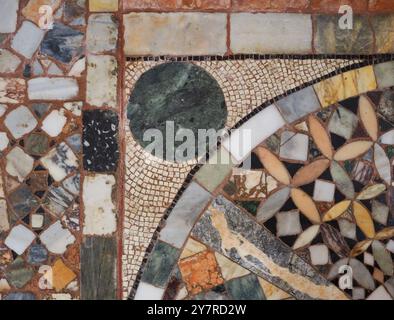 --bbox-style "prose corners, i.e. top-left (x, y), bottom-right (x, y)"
top-left (83, 110), bottom-right (119, 172)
